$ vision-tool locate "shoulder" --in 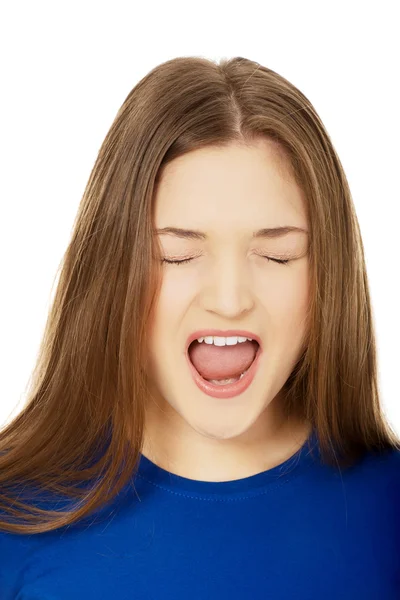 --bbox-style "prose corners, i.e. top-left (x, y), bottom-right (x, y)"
top-left (0, 525), bottom-right (39, 599)
top-left (362, 445), bottom-right (400, 476)
top-left (345, 446), bottom-right (400, 505)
